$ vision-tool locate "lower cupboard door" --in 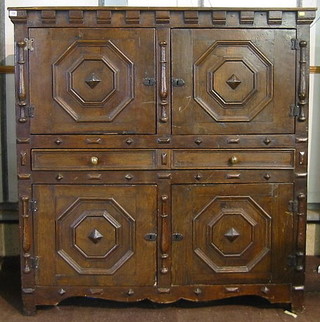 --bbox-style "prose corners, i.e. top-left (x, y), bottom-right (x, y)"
top-left (172, 183), bottom-right (294, 285)
top-left (33, 184), bottom-right (157, 287)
